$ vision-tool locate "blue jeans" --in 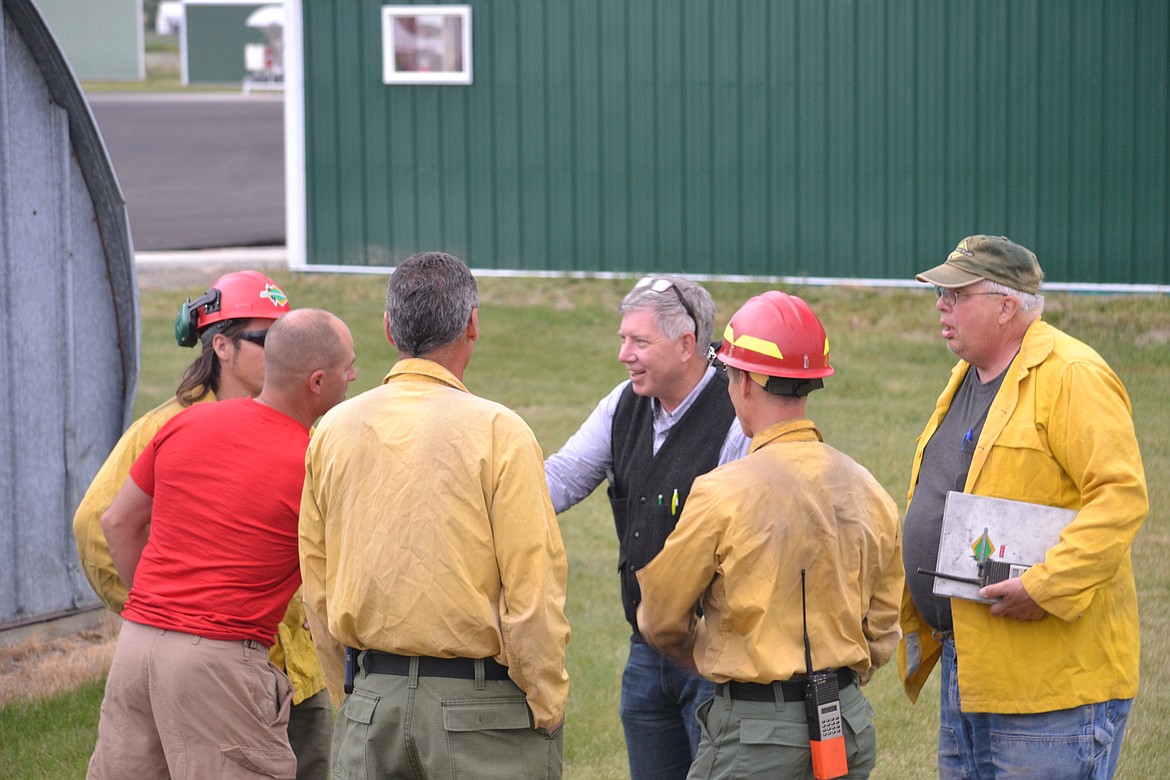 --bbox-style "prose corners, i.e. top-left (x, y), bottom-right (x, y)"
top-left (939, 637), bottom-right (1132, 779)
top-left (620, 638), bottom-right (715, 780)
